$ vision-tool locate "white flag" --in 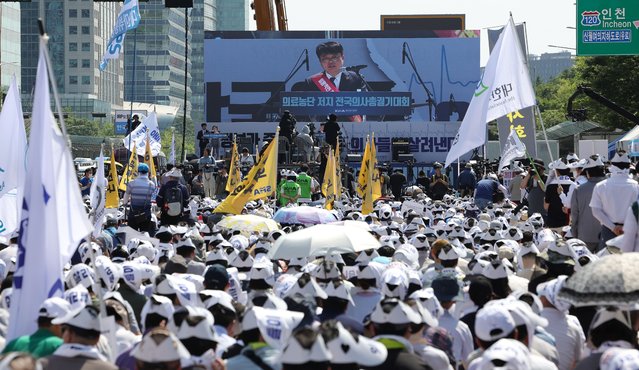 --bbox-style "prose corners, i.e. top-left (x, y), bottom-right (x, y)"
top-left (99, 0), bottom-right (141, 71)
top-left (499, 129), bottom-right (527, 173)
top-left (445, 17), bottom-right (536, 168)
top-left (8, 40), bottom-right (93, 340)
top-left (170, 129), bottom-right (176, 165)
top-left (0, 189), bottom-right (19, 237)
top-left (0, 76), bottom-right (26, 199)
top-left (90, 148), bottom-right (107, 238)
top-left (122, 112), bottom-right (162, 156)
